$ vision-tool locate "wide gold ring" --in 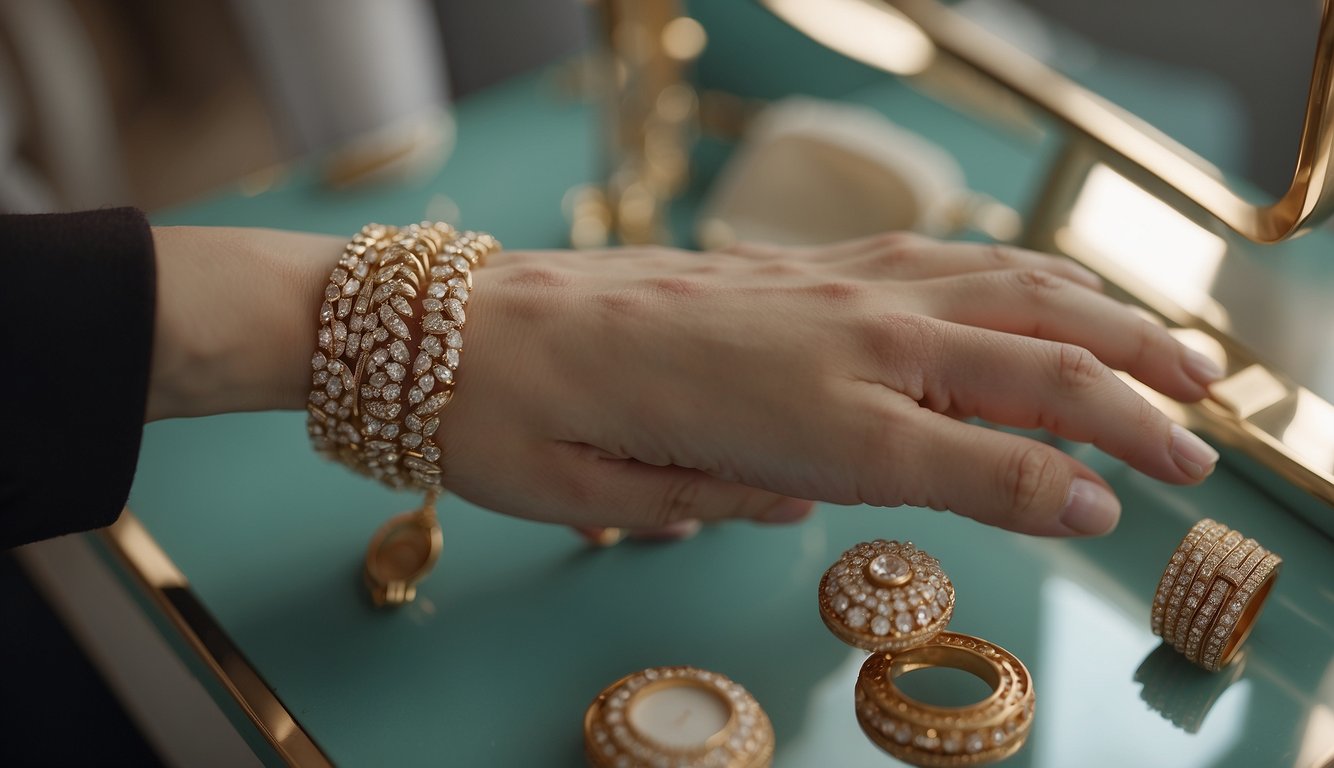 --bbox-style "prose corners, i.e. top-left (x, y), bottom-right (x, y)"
top-left (1150, 518), bottom-right (1282, 671)
top-left (855, 632), bottom-right (1036, 766)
